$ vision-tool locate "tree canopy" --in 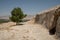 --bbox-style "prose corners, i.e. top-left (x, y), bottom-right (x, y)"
top-left (10, 7), bottom-right (27, 24)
